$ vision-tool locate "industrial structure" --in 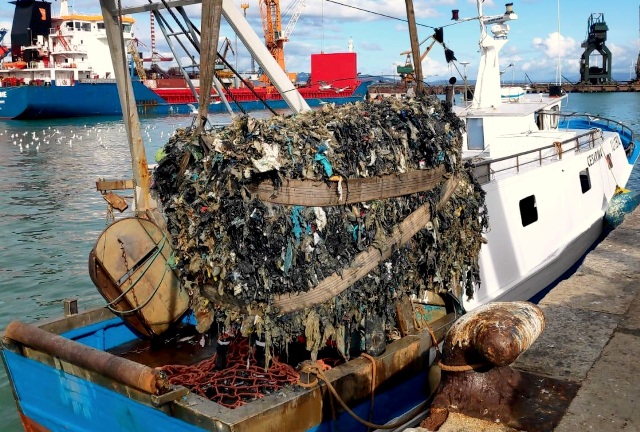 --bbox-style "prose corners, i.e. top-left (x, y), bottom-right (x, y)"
top-left (258, 0), bottom-right (306, 84)
top-left (579, 13), bottom-right (612, 84)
